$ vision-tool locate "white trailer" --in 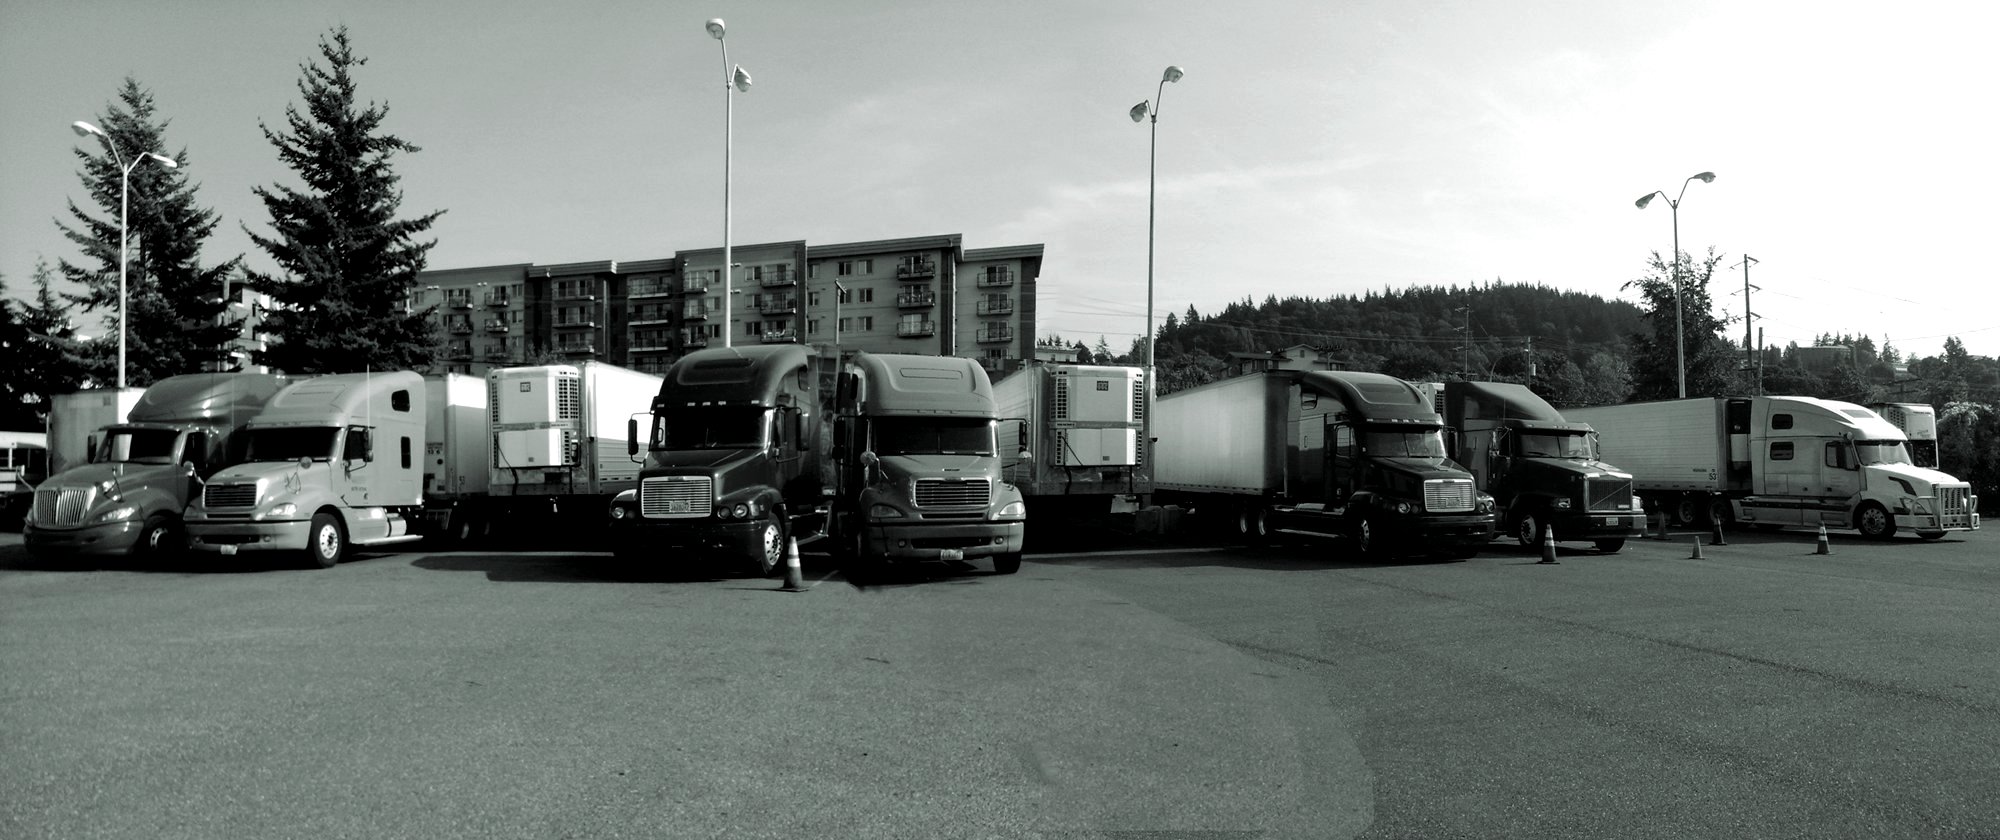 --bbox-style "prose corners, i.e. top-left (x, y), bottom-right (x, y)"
top-left (483, 362), bottom-right (660, 537)
top-left (1566, 396), bottom-right (1978, 539)
top-left (1867, 402), bottom-right (1939, 468)
top-left (46, 388), bottom-right (144, 475)
top-left (420, 373), bottom-right (492, 542)
top-left (992, 362), bottom-right (1148, 517)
